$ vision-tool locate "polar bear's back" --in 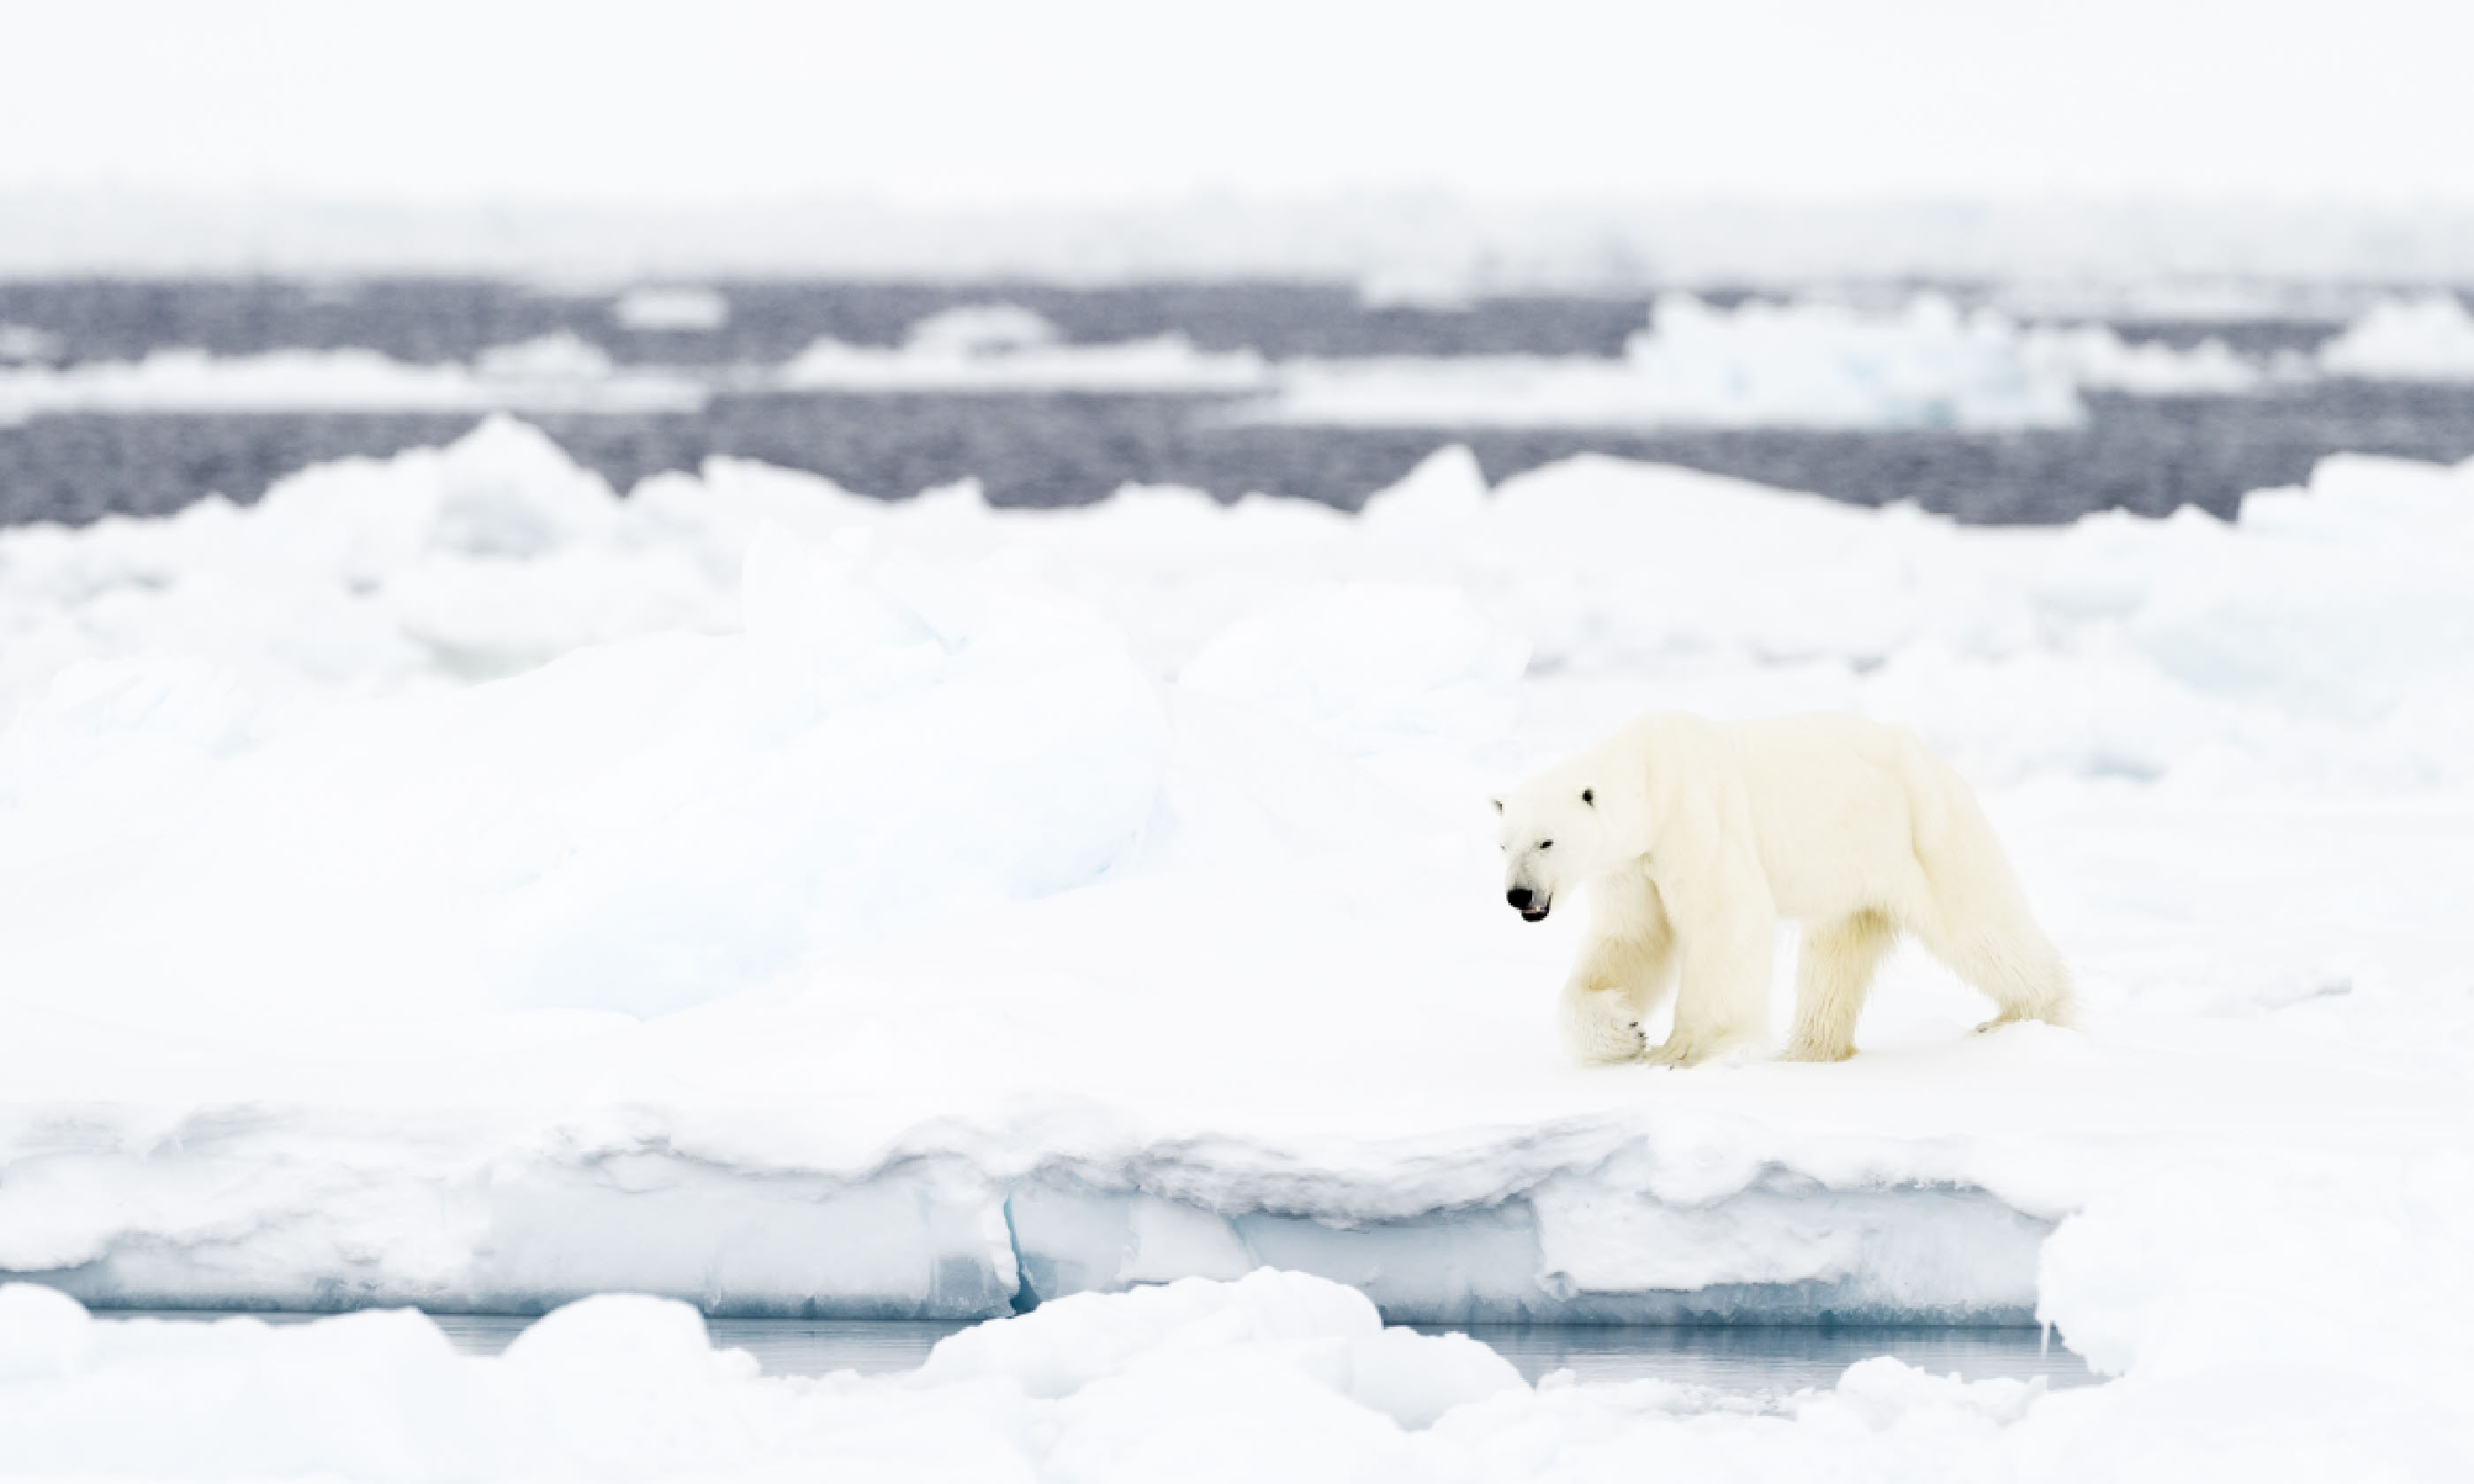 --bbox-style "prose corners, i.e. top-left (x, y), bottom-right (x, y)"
top-left (1680, 714), bottom-right (1924, 913)
top-left (1582, 710), bottom-right (1982, 928)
